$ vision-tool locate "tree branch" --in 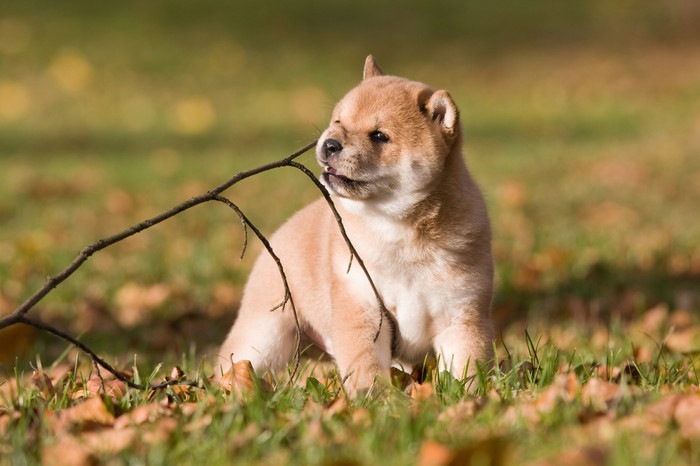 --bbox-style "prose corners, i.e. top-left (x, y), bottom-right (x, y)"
top-left (0, 138), bottom-right (388, 391)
